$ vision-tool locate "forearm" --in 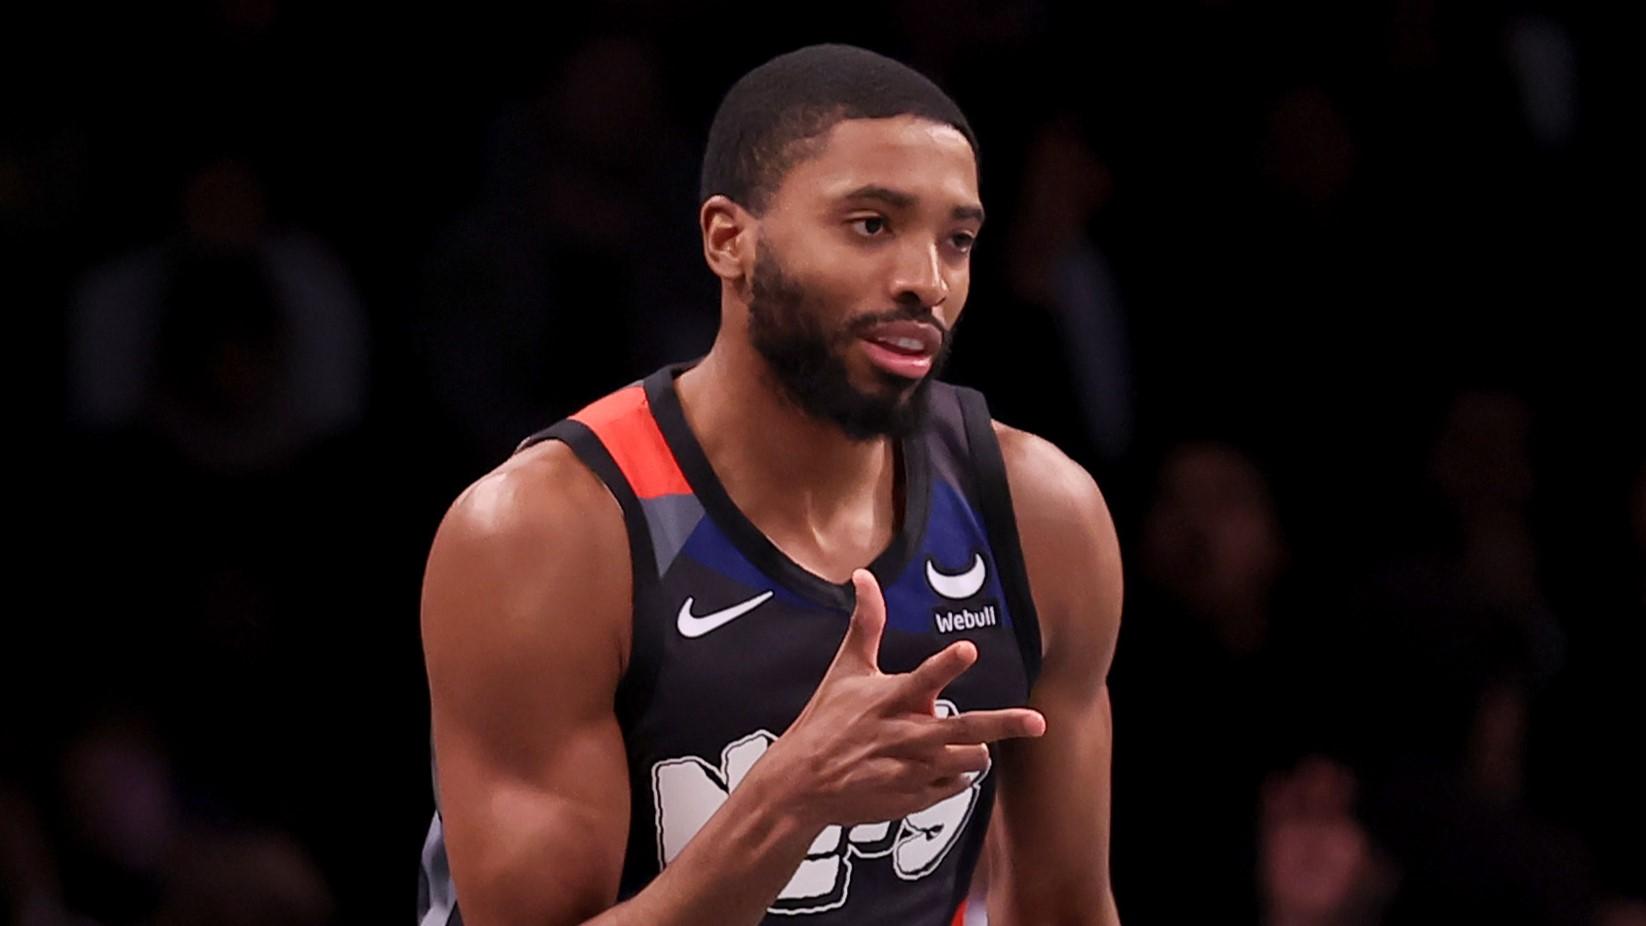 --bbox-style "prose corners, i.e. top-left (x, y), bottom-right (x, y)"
top-left (584, 771), bottom-right (821, 926)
